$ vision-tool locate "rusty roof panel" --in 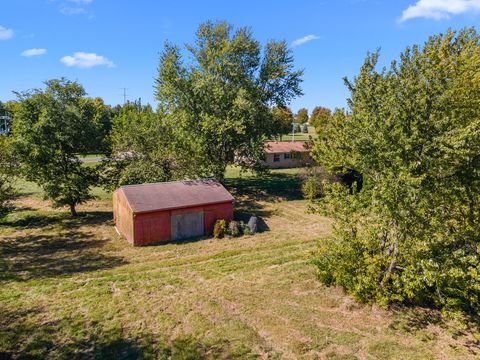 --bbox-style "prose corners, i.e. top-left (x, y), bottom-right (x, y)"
top-left (117, 179), bottom-right (234, 214)
top-left (264, 141), bottom-right (309, 154)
